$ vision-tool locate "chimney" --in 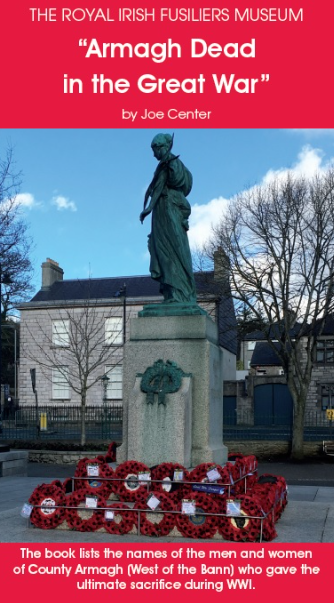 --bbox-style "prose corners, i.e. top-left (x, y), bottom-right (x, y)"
top-left (41, 258), bottom-right (64, 290)
top-left (213, 247), bottom-right (230, 283)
